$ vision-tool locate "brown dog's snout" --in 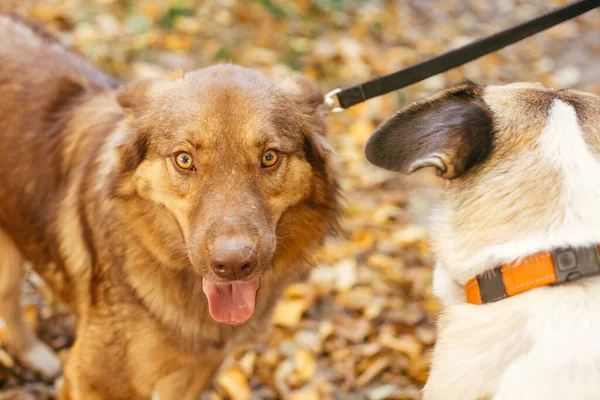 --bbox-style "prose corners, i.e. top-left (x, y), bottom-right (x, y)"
top-left (210, 236), bottom-right (258, 281)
